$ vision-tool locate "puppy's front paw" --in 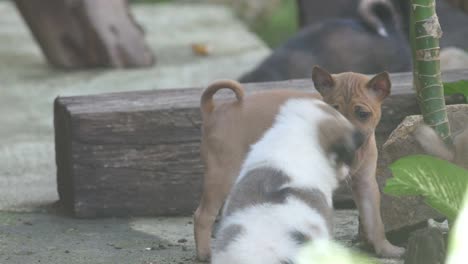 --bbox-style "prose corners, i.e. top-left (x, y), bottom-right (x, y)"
top-left (375, 240), bottom-right (405, 258)
top-left (196, 251), bottom-right (210, 262)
